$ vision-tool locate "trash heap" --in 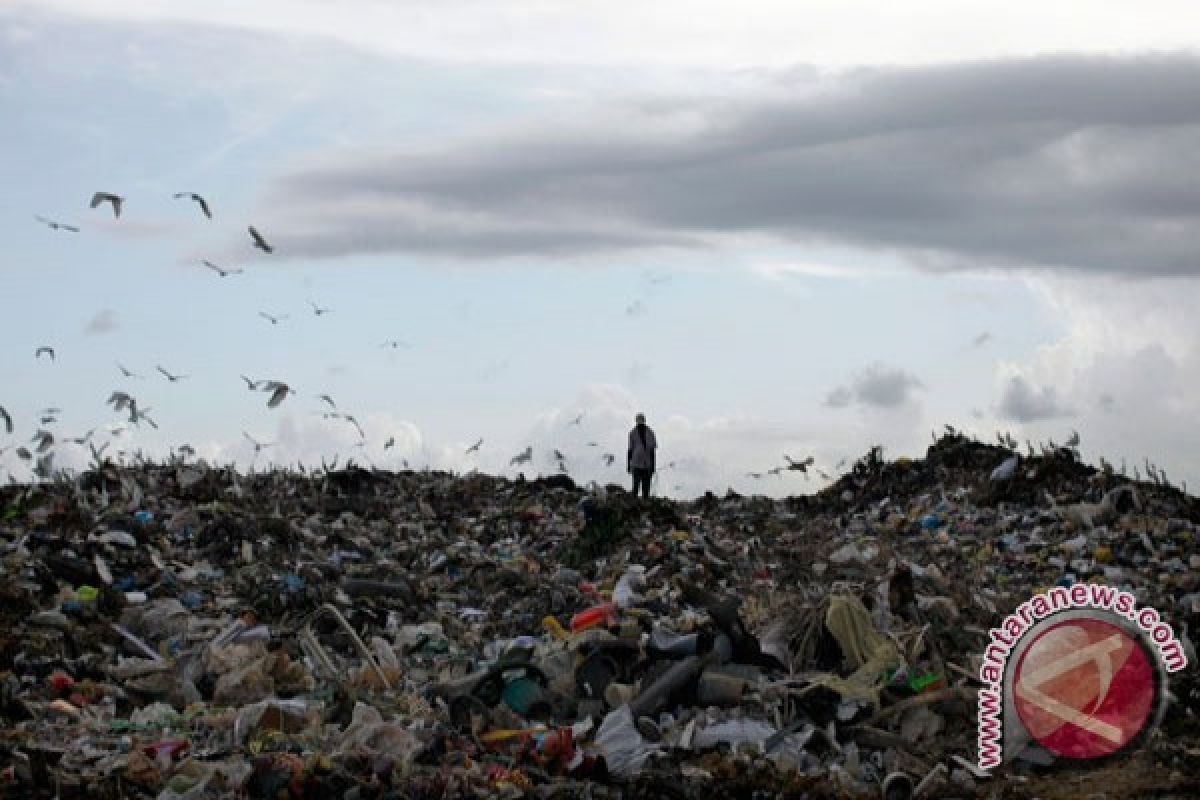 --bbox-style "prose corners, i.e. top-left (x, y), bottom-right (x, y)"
top-left (1, 435), bottom-right (1198, 799)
